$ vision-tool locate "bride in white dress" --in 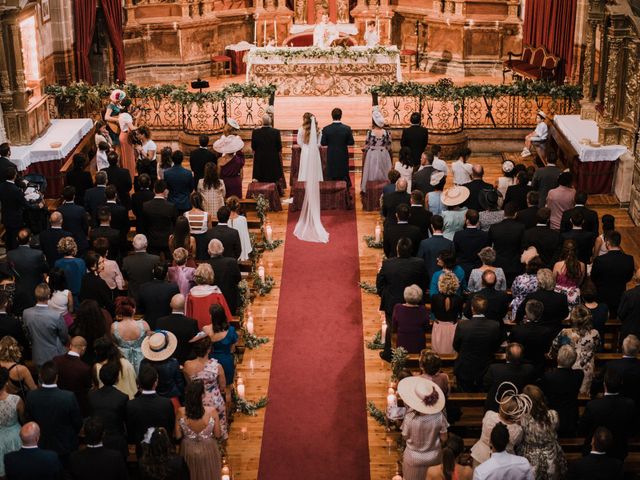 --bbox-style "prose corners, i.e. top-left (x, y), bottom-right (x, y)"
top-left (294, 115), bottom-right (329, 243)
top-left (296, 112), bottom-right (324, 183)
